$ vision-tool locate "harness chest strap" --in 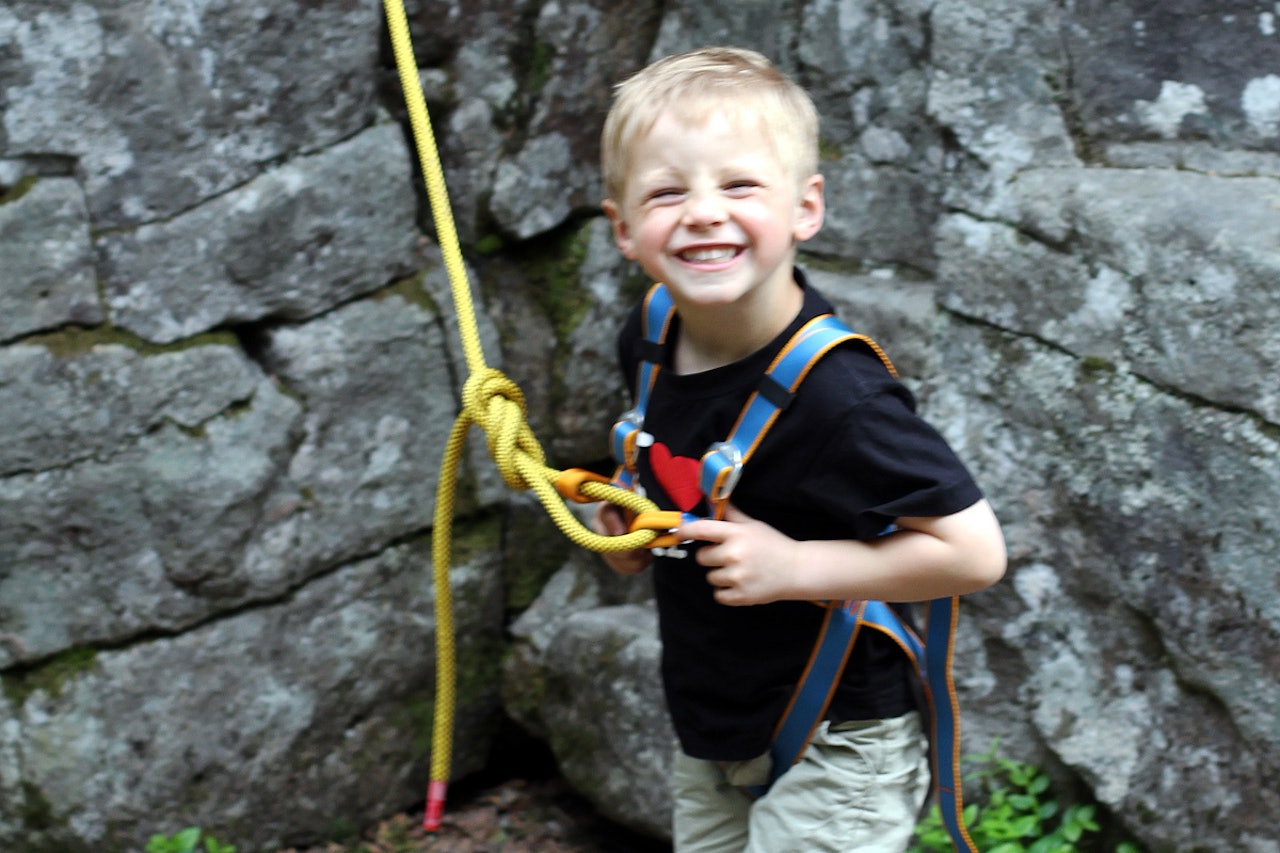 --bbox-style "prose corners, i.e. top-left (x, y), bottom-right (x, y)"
top-left (611, 283), bottom-right (977, 852)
